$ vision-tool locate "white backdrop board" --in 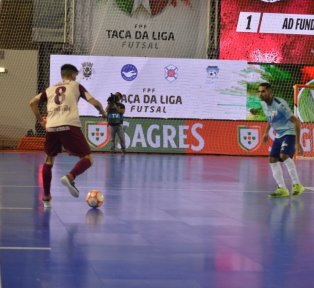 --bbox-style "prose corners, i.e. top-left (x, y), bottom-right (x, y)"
top-left (50, 55), bottom-right (248, 120)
